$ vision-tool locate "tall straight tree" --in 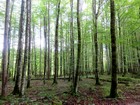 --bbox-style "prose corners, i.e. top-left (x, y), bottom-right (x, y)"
top-left (73, 0), bottom-right (81, 94)
top-left (20, 0), bottom-right (31, 96)
top-left (47, 1), bottom-right (51, 80)
top-left (13, 0), bottom-right (25, 95)
top-left (110, 0), bottom-right (118, 98)
top-left (44, 14), bottom-right (47, 84)
top-left (92, 0), bottom-right (102, 85)
top-left (7, 0), bottom-right (15, 76)
top-left (32, 24), bottom-right (37, 76)
top-left (1, 0), bottom-right (10, 97)
top-left (27, 0), bottom-right (31, 88)
top-left (53, 0), bottom-right (61, 84)
top-left (39, 19), bottom-right (42, 76)
top-left (70, 0), bottom-right (75, 82)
